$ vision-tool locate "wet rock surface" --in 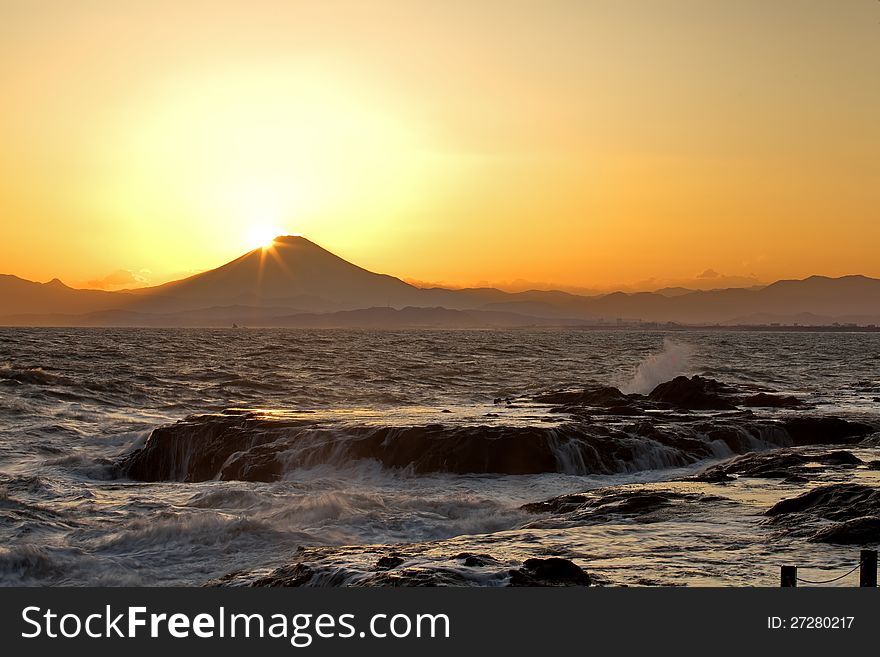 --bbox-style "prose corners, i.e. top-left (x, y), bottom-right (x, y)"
top-left (741, 393), bottom-right (805, 408)
top-left (648, 376), bottom-right (738, 410)
top-left (766, 483), bottom-right (880, 521)
top-left (781, 417), bottom-right (873, 446)
top-left (223, 547), bottom-right (593, 588)
top-left (116, 413), bottom-right (792, 482)
top-left (765, 483), bottom-right (880, 545)
top-left (811, 517), bottom-right (880, 545)
top-left (454, 552), bottom-right (500, 567)
top-left (374, 555), bottom-right (404, 571)
top-left (248, 563), bottom-right (316, 587)
top-left (691, 449), bottom-right (865, 482)
top-left (521, 487), bottom-right (725, 525)
top-left (508, 558), bottom-right (591, 587)
top-left (534, 386), bottom-right (634, 408)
